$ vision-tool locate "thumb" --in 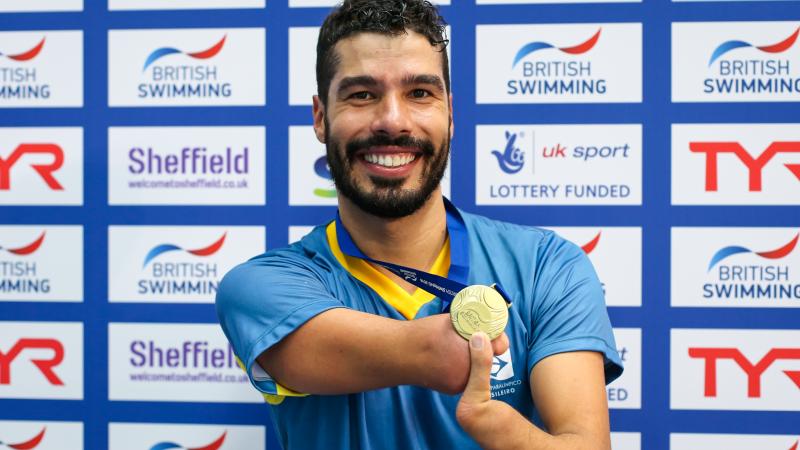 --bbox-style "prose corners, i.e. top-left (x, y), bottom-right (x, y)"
top-left (461, 332), bottom-right (494, 404)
